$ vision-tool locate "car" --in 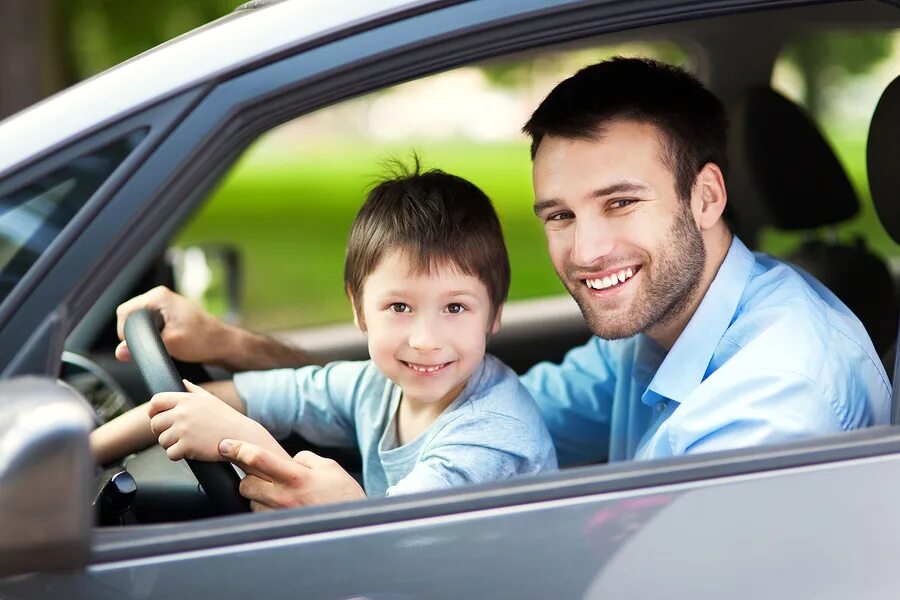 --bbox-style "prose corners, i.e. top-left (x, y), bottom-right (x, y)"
top-left (1, 0), bottom-right (899, 597)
